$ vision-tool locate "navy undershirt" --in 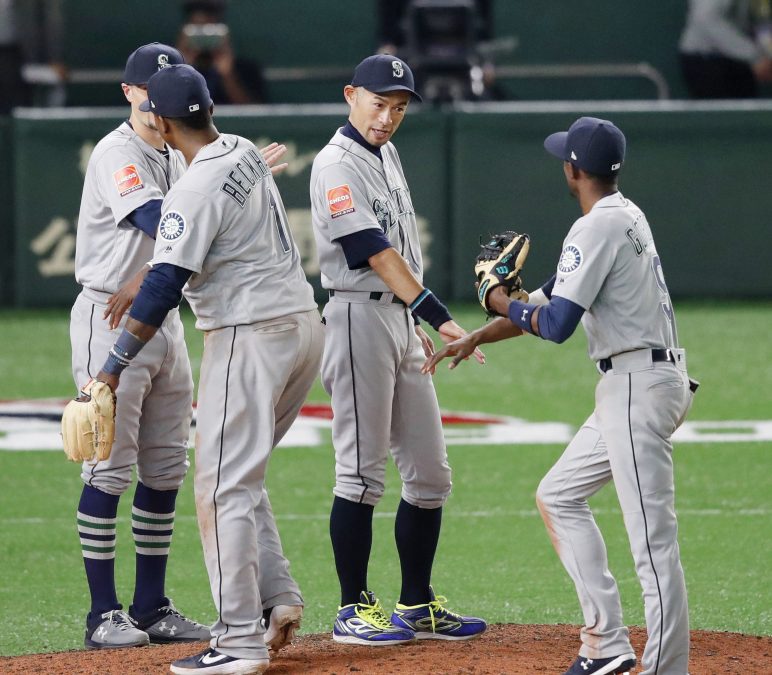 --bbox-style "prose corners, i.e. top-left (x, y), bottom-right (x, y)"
top-left (340, 121), bottom-right (382, 159)
top-left (129, 263), bottom-right (193, 328)
top-left (126, 200), bottom-right (162, 239)
top-left (507, 272), bottom-right (584, 343)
